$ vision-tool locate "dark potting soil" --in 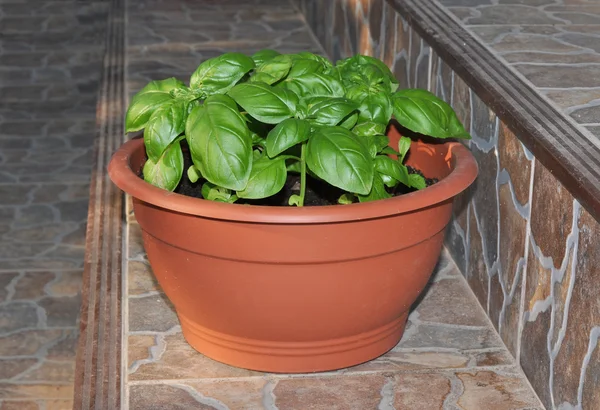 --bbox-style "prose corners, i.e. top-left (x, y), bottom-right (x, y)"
top-left (147, 145), bottom-right (438, 206)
